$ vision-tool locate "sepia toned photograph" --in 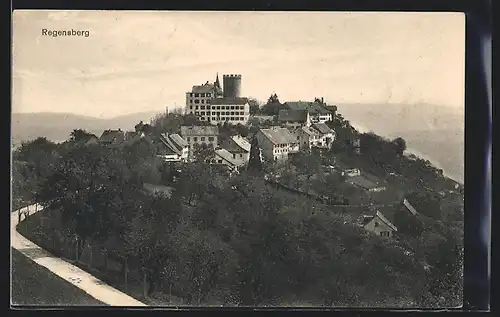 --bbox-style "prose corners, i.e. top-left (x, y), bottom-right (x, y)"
top-left (11, 11), bottom-right (465, 308)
